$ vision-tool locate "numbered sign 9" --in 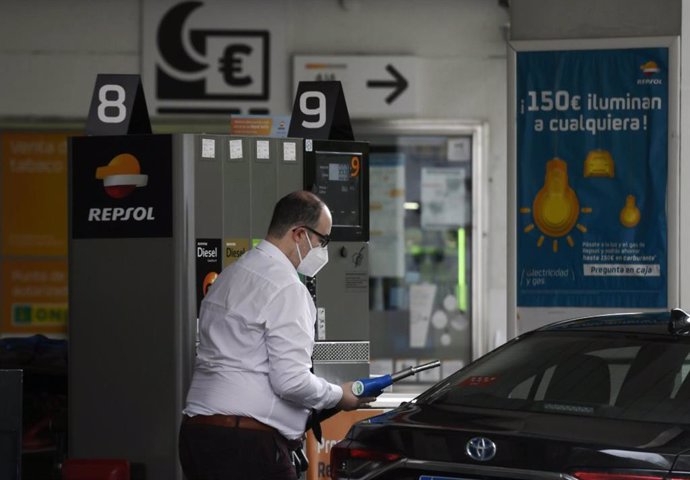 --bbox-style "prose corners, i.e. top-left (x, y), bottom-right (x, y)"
top-left (288, 81), bottom-right (354, 141)
top-left (299, 91), bottom-right (327, 129)
top-left (86, 74), bottom-right (152, 136)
